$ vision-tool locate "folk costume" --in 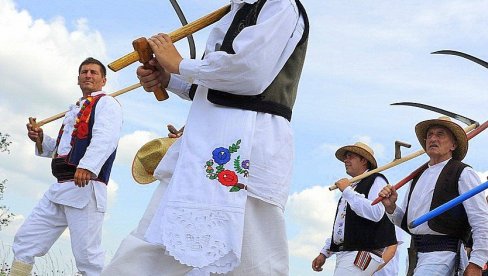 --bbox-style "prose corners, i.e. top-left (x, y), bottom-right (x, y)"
top-left (319, 143), bottom-right (398, 275)
top-left (12, 91), bottom-right (122, 276)
top-left (102, 0), bottom-right (308, 275)
top-left (387, 118), bottom-right (488, 275)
